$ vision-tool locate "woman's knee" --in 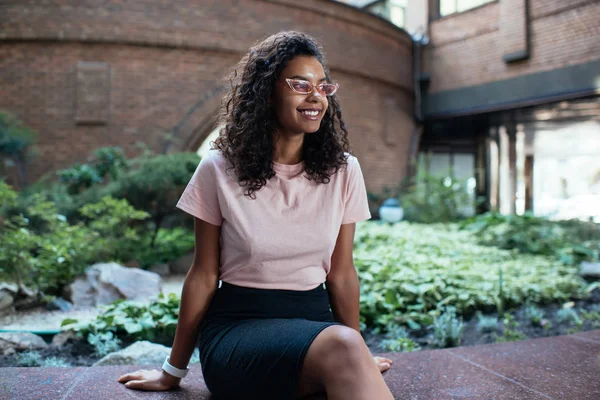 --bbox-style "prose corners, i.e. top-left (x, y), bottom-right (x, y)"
top-left (307, 326), bottom-right (369, 373)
